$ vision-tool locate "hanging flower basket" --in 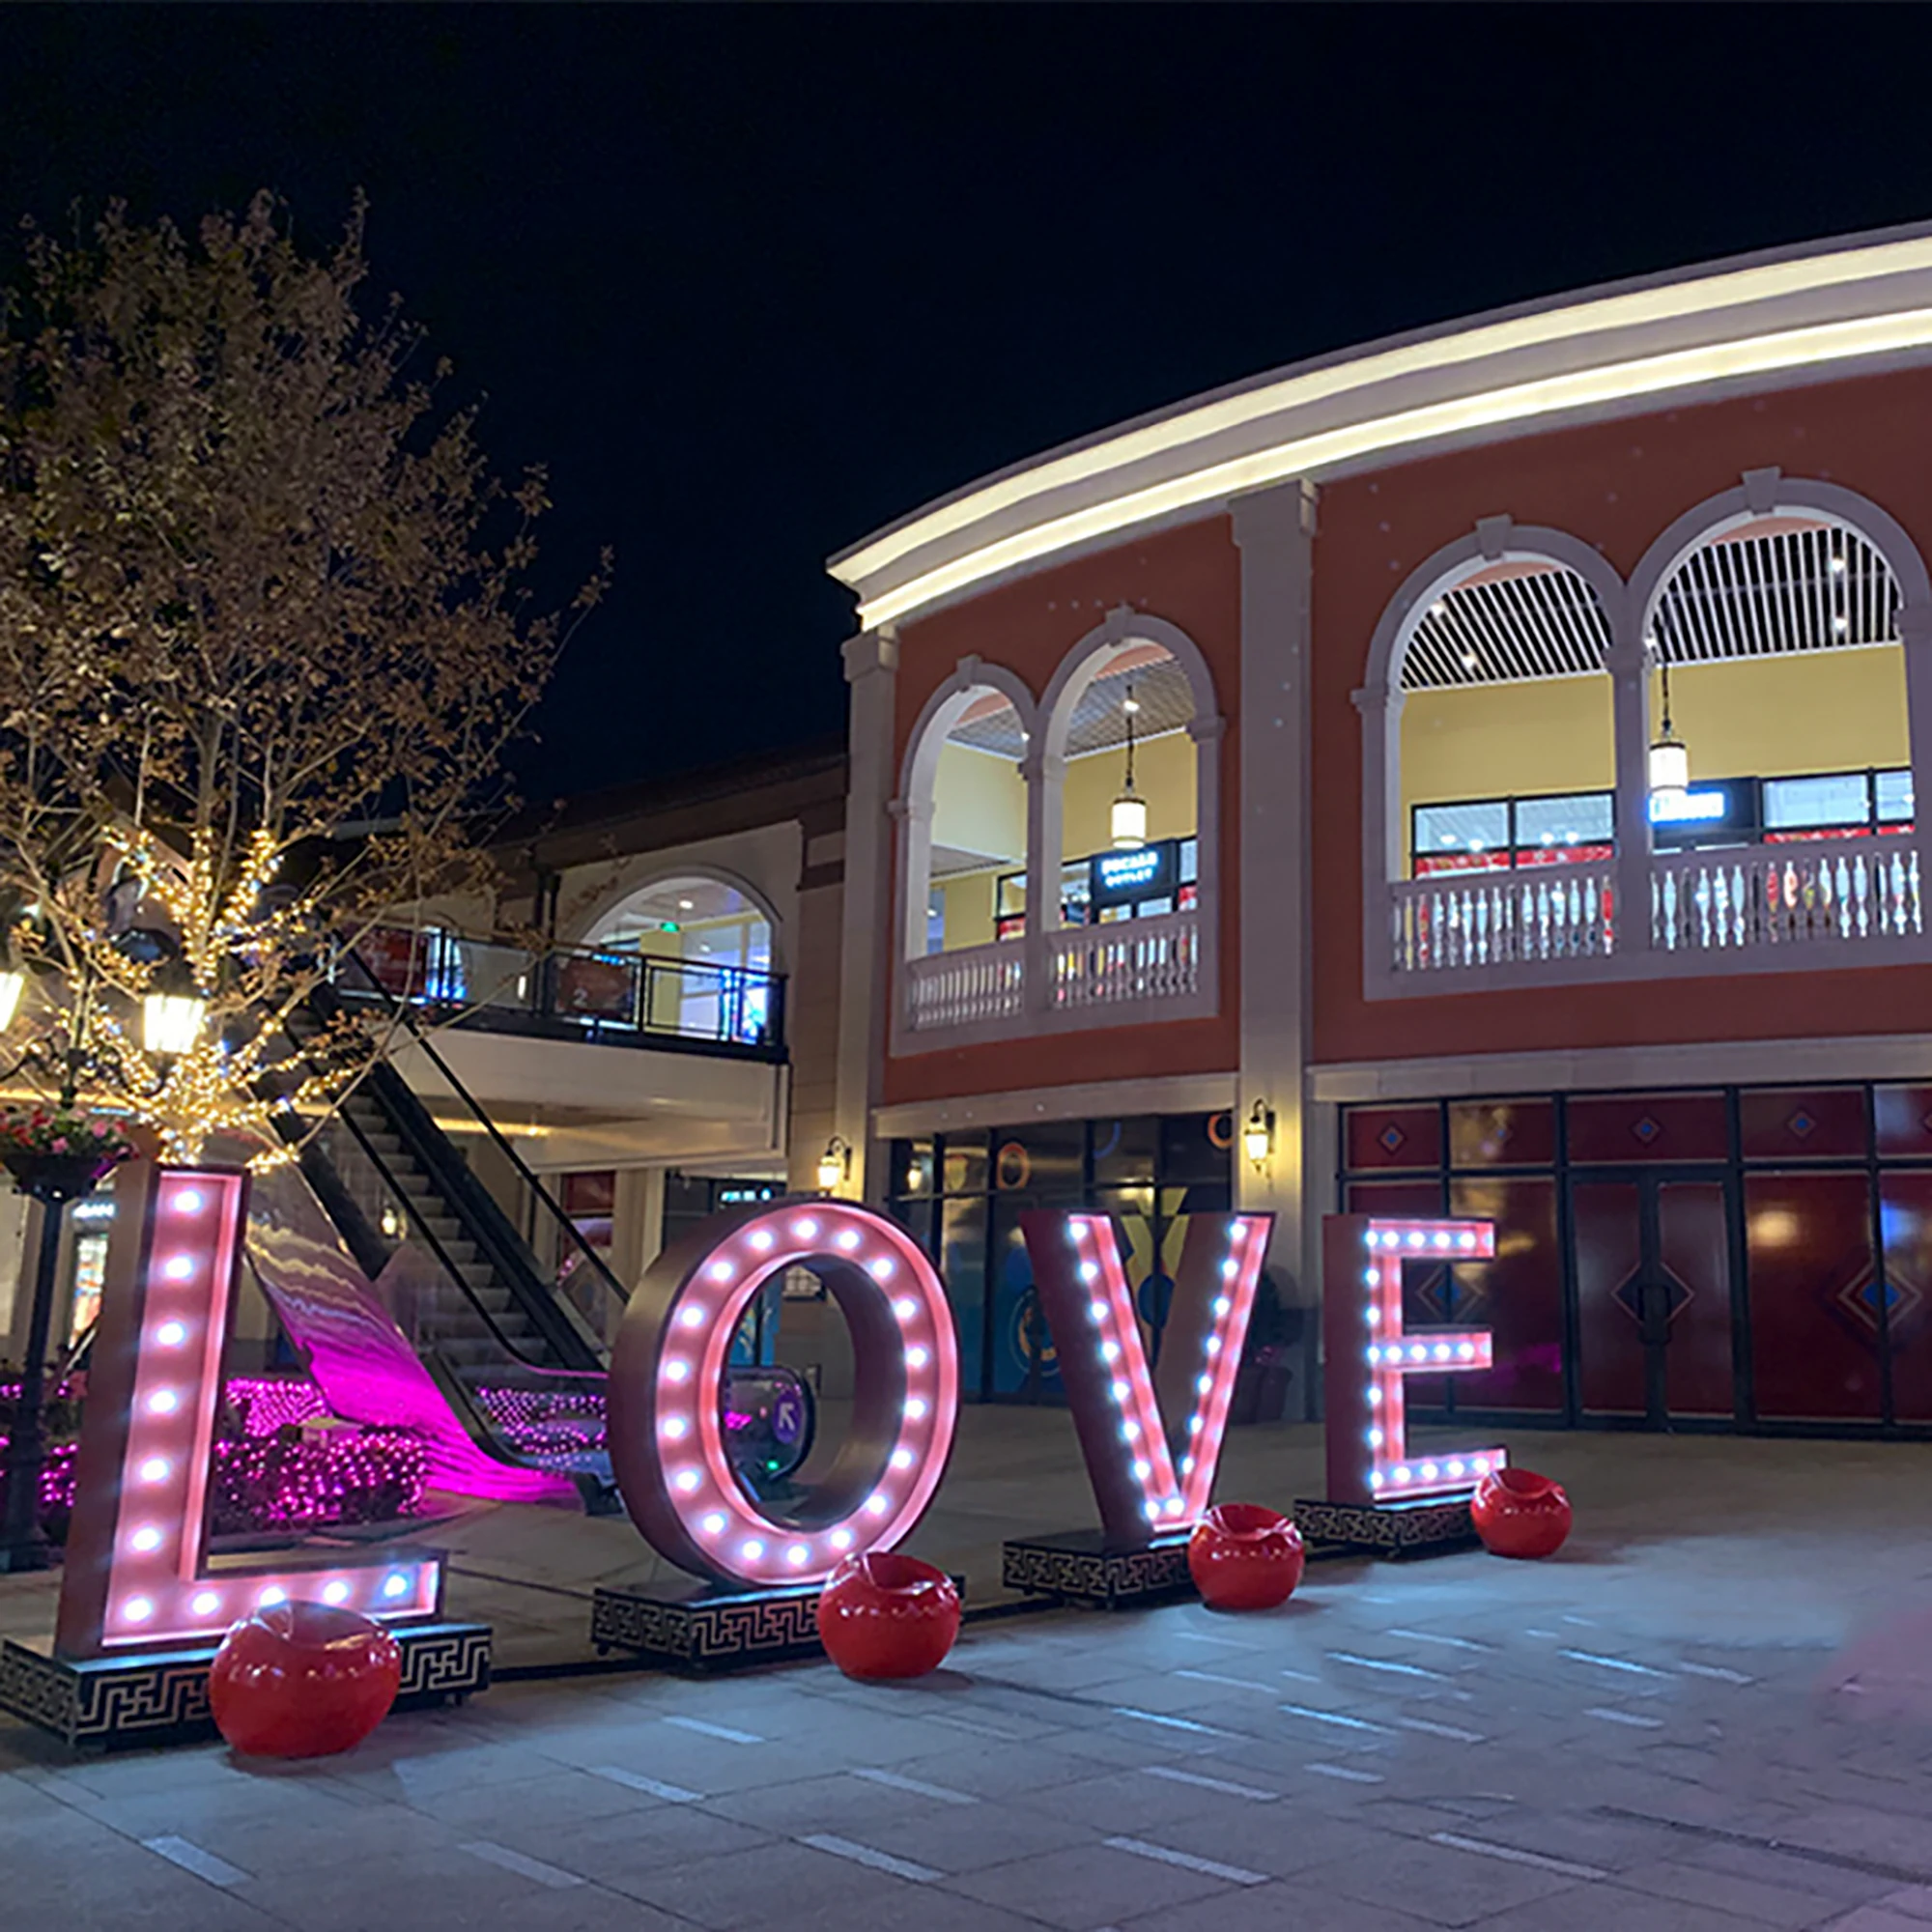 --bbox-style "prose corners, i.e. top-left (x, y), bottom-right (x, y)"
top-left (0, 1110), bottom-right (138, 1203)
